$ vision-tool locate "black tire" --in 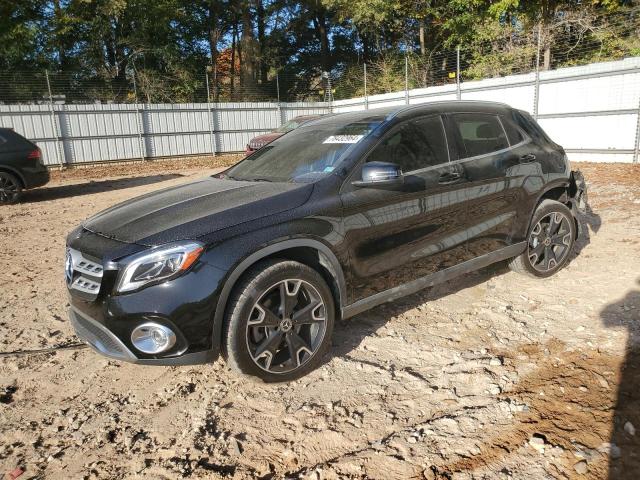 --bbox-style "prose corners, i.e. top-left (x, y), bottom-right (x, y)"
top-left (0, 172), bottom-right (22, 205)
top-left (222, 259), bottom-right (335, 382)
top-left (509, 199), bottom-right (576, 278)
